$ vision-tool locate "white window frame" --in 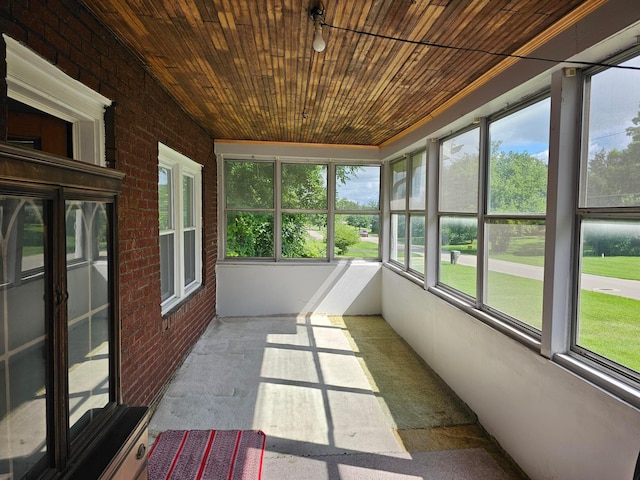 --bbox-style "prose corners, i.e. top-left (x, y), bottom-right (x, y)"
top-left (158, 143), bottom-right (203, 314)
top-left (394, 44), bottom-right (640, 407)
top-left (4, 35), bottom-right (111, 165)
top-left (389, 149), bottom-right (427, 277)
top-left (222, 157), bottom-right (383, 261)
